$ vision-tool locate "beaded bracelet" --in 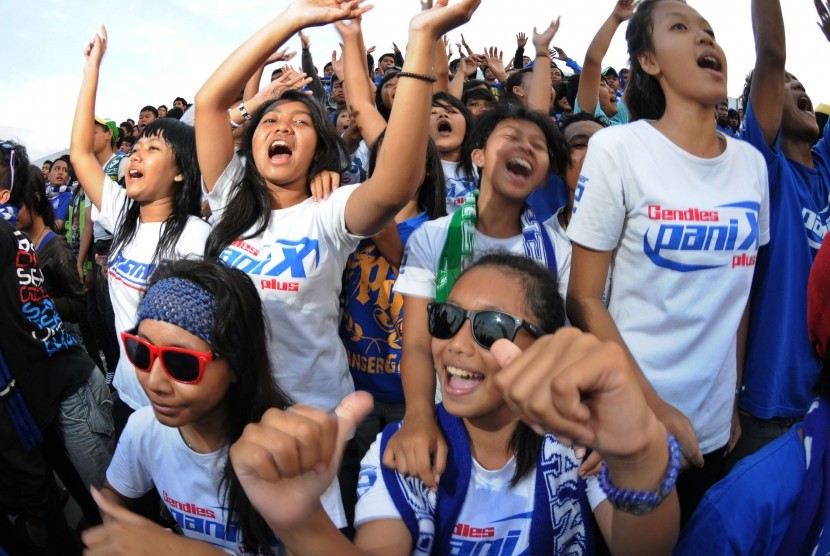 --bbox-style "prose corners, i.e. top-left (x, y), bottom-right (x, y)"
top-left (237, 102), bottom-right (252, 121)
top-left (227, 110), bottom-right (243, 129)
top-left (397, 71), bottom-right (437, 83)
top-left (597, 434), bottom-right (680, 516)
